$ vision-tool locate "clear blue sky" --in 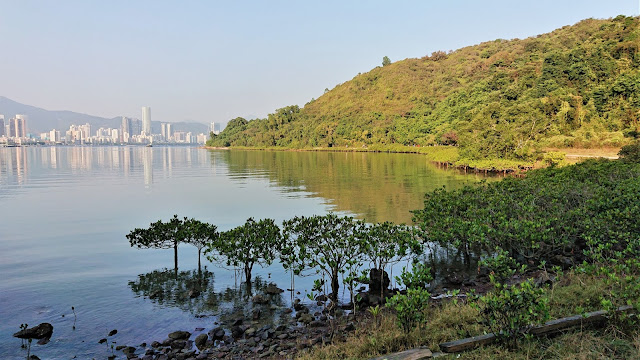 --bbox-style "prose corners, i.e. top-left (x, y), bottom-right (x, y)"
top-left (0, 0), bottom-right (637, 125)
